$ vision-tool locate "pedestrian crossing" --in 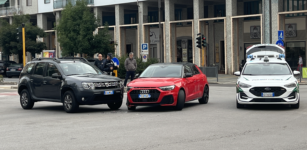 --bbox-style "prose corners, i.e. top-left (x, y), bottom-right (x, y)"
top-left (0, 92), bottom-right (19, 98)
